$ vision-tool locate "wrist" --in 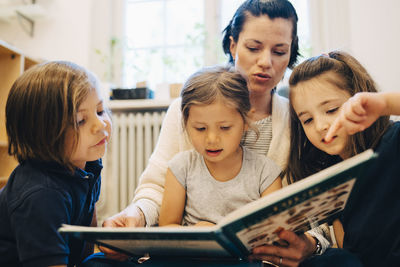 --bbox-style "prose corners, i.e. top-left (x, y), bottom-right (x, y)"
top-left (312, 236), bottom-right (322, 255)
top-left (136, 206), bottom-right (146, 227)
top-left (304, 233), bottom-right (321, 256)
